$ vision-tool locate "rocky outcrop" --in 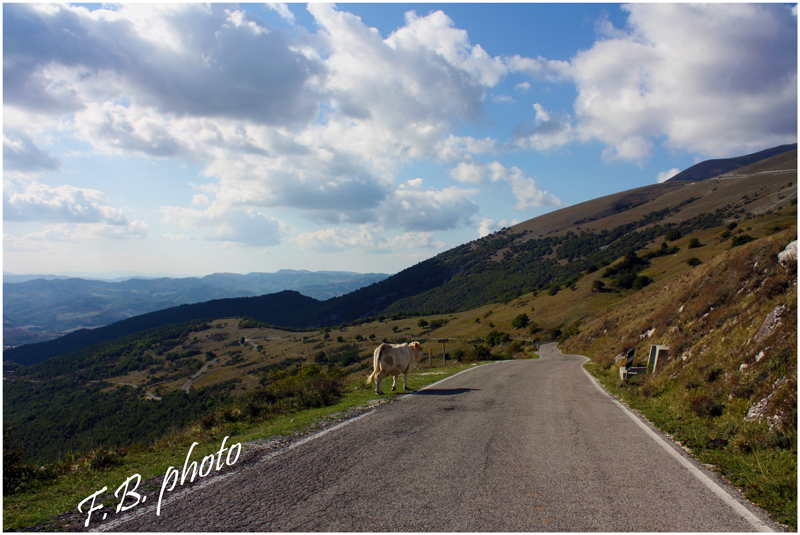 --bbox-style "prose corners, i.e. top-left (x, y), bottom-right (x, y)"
top-left (753, 304), bottom-right (788, 344)
top-left (778, 240), bottom-right (797, 268)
